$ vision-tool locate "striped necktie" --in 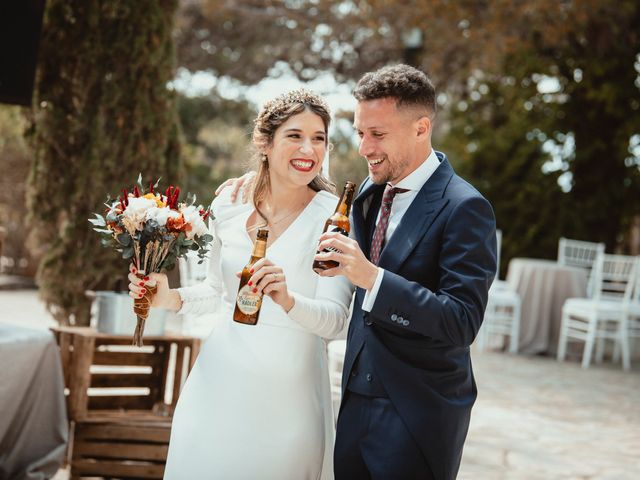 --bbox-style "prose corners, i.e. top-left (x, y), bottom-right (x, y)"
top-left (370, 185), bottom-right (409, 265)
